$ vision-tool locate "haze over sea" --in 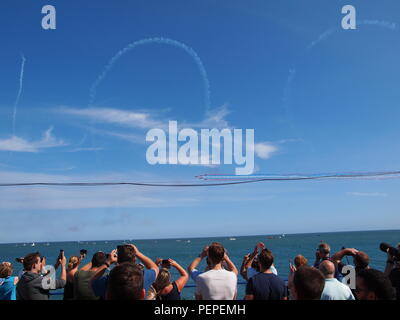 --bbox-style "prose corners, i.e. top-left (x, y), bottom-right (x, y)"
top-left (1, 229), bottom-right (399, 299)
